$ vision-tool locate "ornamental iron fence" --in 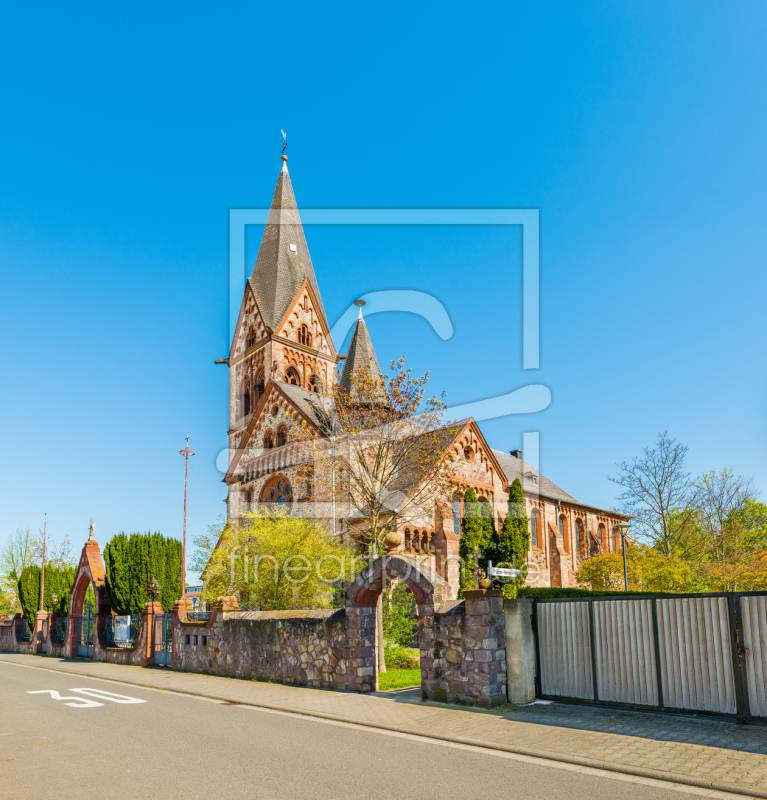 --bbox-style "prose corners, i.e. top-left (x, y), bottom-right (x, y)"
top-left (15, 618), bottom-right (31, 643)
top-left (50, 615), bottom-right (68, 646)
